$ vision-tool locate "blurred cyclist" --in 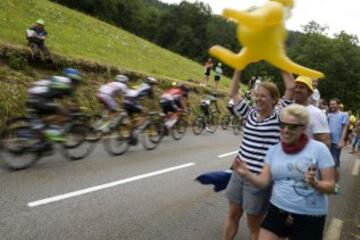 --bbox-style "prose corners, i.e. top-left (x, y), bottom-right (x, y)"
top-left (160, 83), bottom-right (190, 129)
top-left (123, 76), bottom-right (158, 145)
top-left (200, 93), bottom-right (220, 132)
top-left (97, 74), bottom-right (129, 132)
top-left (27, 68), bottom-right (82, 148)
